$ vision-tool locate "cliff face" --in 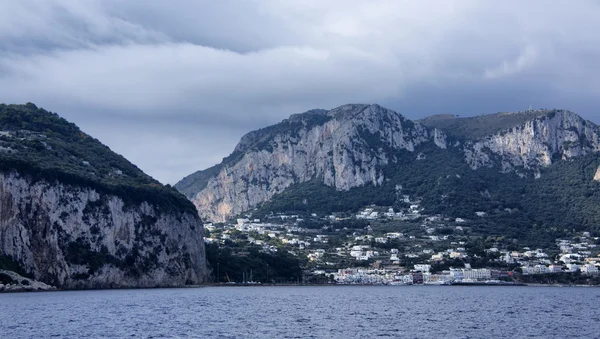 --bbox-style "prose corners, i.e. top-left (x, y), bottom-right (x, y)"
top-left (463, 110), bottom-right (600, 173)
top-left (0, 171), bottom-right (205, 288)
top-left (181, 104), bottom-right (446, 222)
top-left (0, 103), bottom-right (206, 289)
top-left (177, 105), bottom-right (600, 222)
